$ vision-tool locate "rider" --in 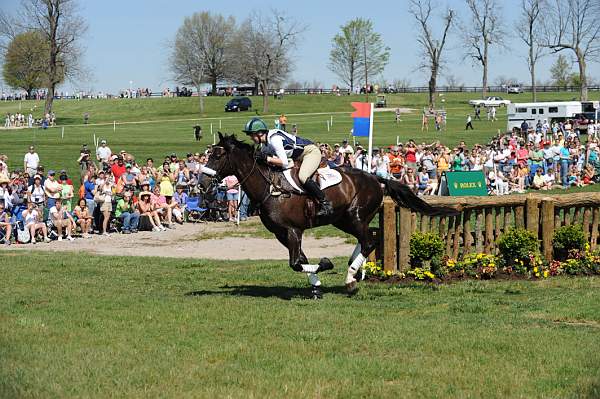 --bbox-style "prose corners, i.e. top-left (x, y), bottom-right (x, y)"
top-left (243, 117), bottom-right (333, 217)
